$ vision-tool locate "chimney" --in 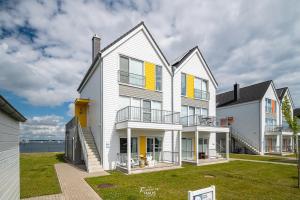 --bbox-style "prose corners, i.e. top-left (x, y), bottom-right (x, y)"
top-left (92, 34), bottom-right (101, 61)
top-left (234, 83), bottom-right (240, 101)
